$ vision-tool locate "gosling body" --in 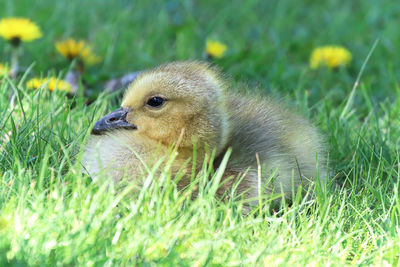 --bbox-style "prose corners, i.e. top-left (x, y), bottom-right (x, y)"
top-left (83, 61), bottom-right (326, 203)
